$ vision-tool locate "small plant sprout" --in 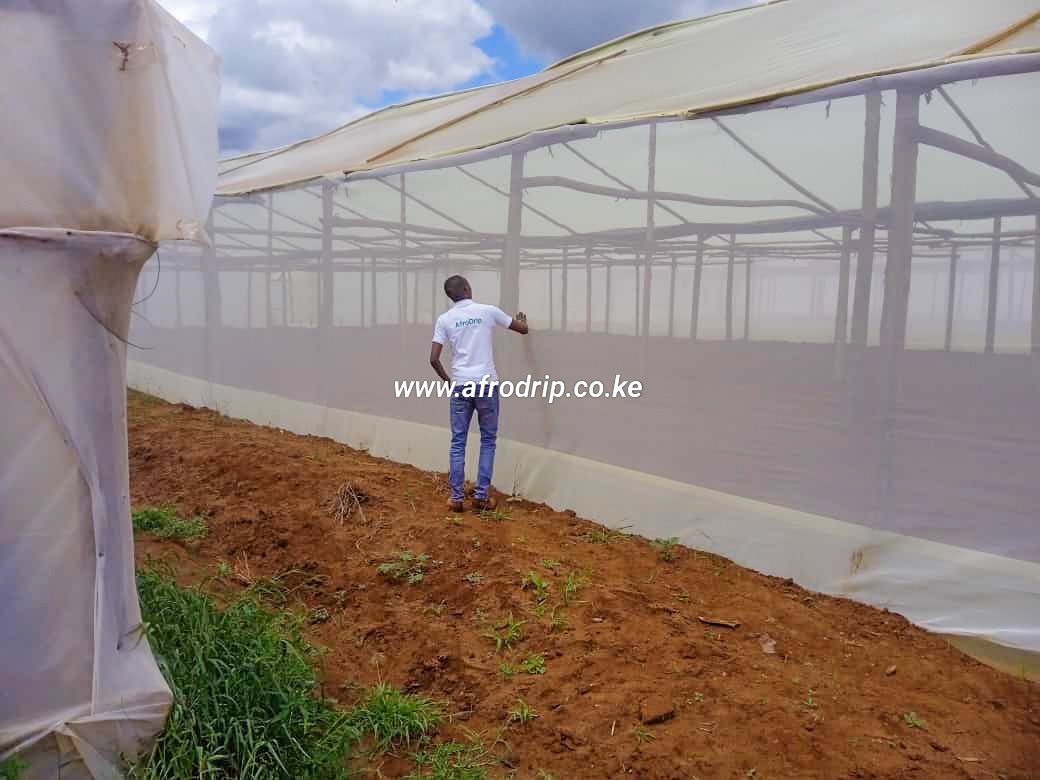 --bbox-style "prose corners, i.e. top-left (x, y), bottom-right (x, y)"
top-left (464, 572), bottom-right (483, 584)
top-left (541, 558), bottom-right (561, 571)
top-left (633, 725), bottom-right (655, 744)
top-left (694, 691), bottom-right (705, 703)
top-left (378, 551), bottom-right (434, 584)
top-left (405, 740), bottom-right (493, 780)
top-left (499, 662), bottom-right (517, 678)
top-left (803, 690), bottom-right (818, 709)
top-left (562, 571), bottom-right (588, 605)
top-left (479, 506), bottom-right (511, 522)
top-left (535, 772), bottom-right (557, 780)
top-left (520, 654), bottom-right (546, 675)
top-left (549, 605), bottom-right (569, 633)
top-left (653, 537), bottom-right (680, 562)
top-left (521, 571), bottom-right (550, 605)
top-left (509, 698), bottom-right (538, 724)
top-left (484, 612), bottom-right (526, 652)
top-left (903, 711), bottom-right (926, 729)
